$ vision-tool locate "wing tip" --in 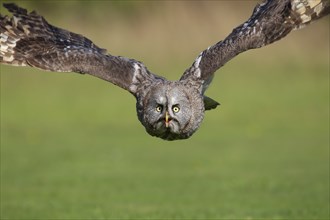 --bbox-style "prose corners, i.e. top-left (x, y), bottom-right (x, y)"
top-left (291, 0), bottom-right (330, 28)
top-left (3, 3), bottom-right (28, 15)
